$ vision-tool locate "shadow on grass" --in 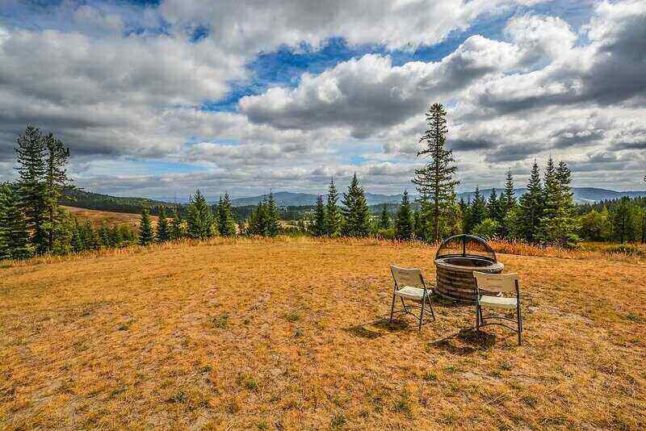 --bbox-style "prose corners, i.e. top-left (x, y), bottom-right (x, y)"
top-left (344, 317), bottom-right (410, 339)
top-left (429, 328), bottom-right (497, 355)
